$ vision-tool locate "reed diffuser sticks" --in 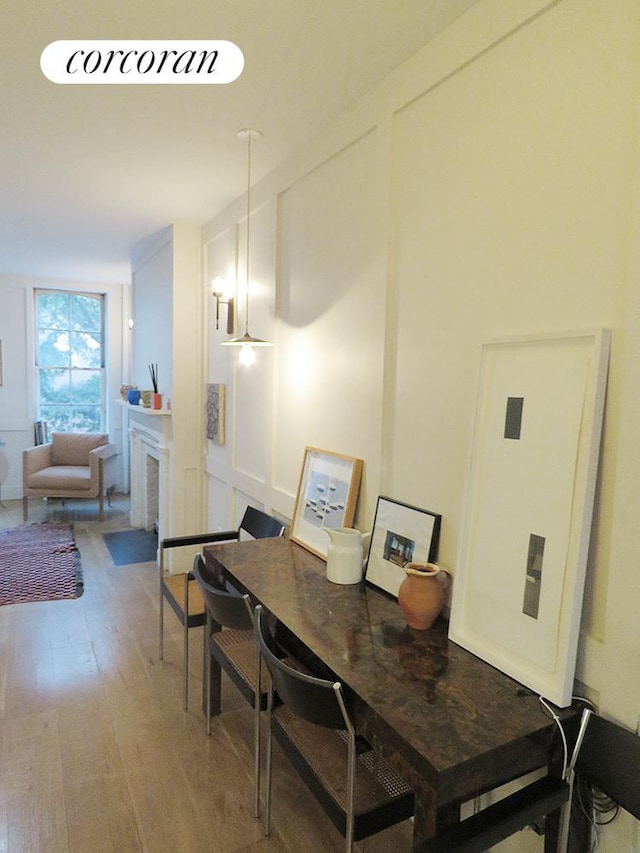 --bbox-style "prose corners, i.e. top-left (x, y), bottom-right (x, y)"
top-left (149, 363), bottom-right (158, 393)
